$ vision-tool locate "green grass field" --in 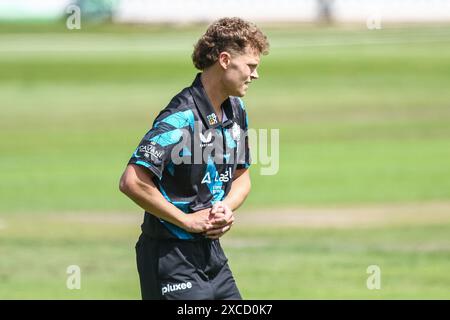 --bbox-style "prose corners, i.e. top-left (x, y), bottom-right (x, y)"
top-left (1, 23), bottom-right (449, 299)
